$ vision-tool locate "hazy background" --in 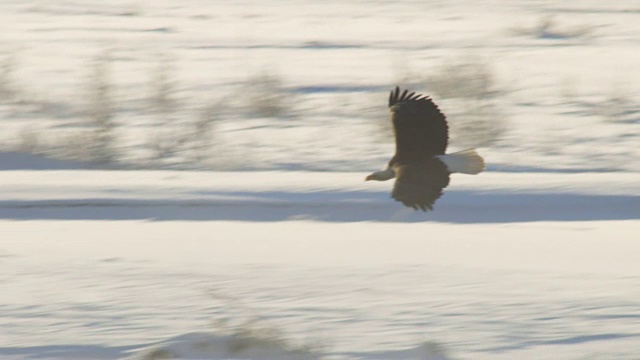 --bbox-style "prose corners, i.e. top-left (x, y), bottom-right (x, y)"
top-left (1, 0), bottom-right (639, 172)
